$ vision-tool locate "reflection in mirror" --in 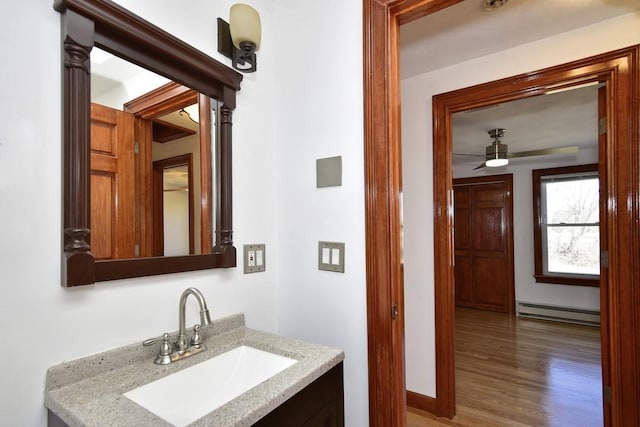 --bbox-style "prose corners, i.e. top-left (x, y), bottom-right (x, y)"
top-left (56, 0), bottom-right (242, 286)
top-left (153, 110), bottom-right (198, 257)
top-left (89, 47), bottom-right (214, 260)
top-left (157, 159), bottom-right (193, 257)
